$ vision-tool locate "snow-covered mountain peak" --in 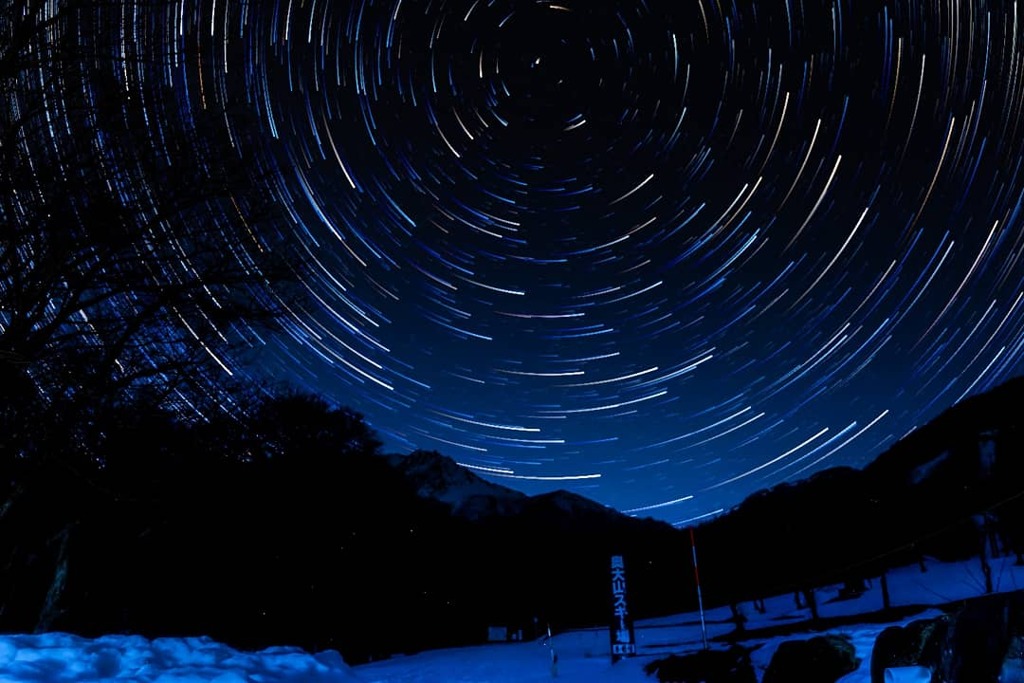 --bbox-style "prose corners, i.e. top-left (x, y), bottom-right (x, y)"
top-left (385, 450), bottom-right (527, 519)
